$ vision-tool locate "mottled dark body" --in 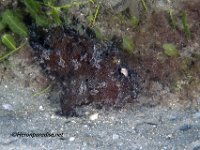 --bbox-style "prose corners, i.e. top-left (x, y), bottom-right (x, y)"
top-left (29, 25), bottom-right (141, 116)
